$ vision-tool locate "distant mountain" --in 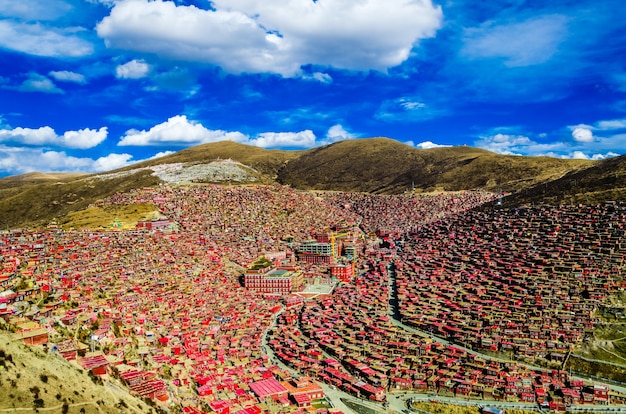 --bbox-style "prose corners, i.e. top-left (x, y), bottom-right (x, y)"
top-left (1, 137), bottom-right (624, 228)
